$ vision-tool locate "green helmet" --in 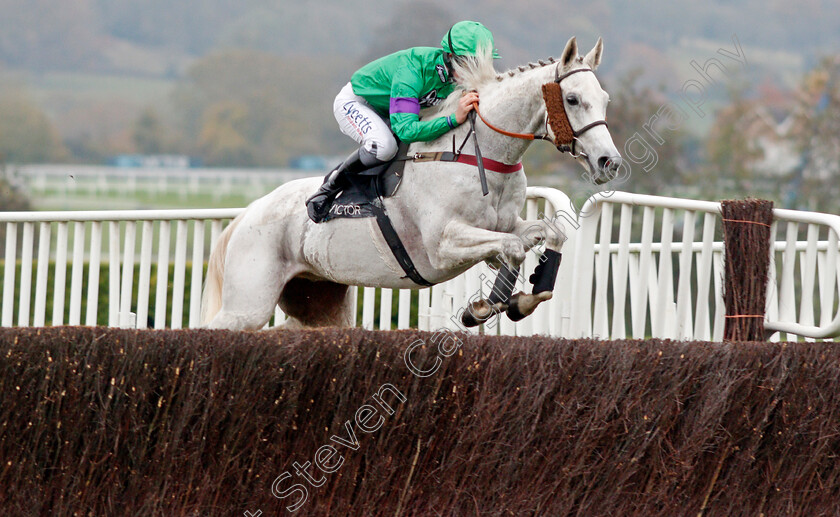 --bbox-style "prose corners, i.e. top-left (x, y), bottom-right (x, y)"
top-left (441, 21), bottom-right (501, 59)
